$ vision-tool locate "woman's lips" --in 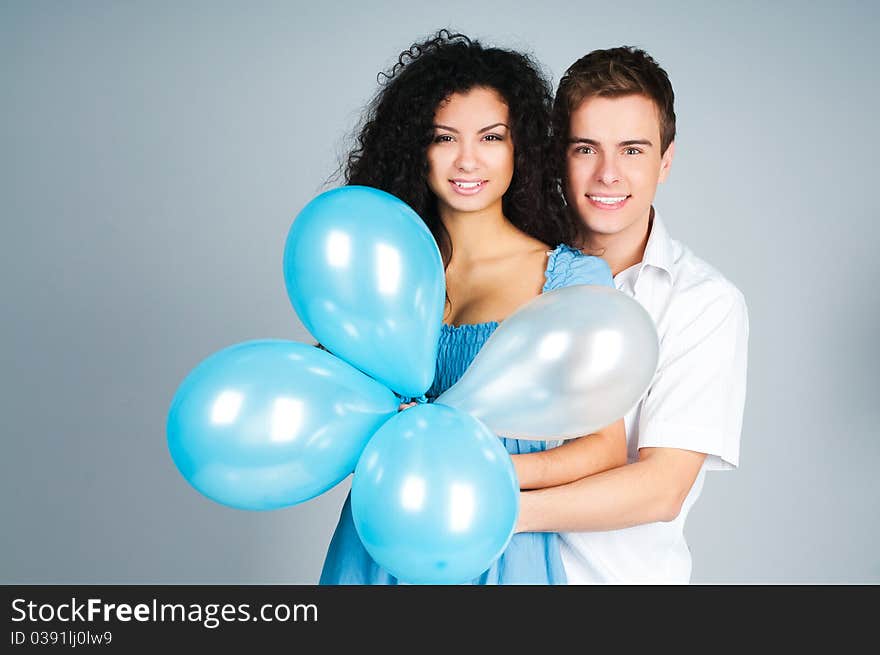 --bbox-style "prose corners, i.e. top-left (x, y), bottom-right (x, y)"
top-left (449, 179), bottom-right (487, 196)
